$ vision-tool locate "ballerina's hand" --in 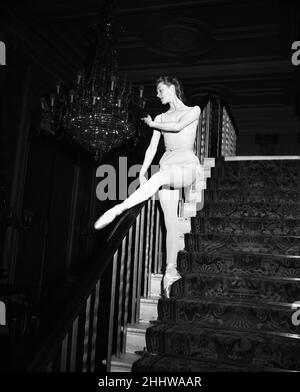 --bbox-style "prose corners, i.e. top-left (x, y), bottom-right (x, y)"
top-left (139, 174), bottom-right (147, 186)
top-left (141, 115), bottom-right (153, 127)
